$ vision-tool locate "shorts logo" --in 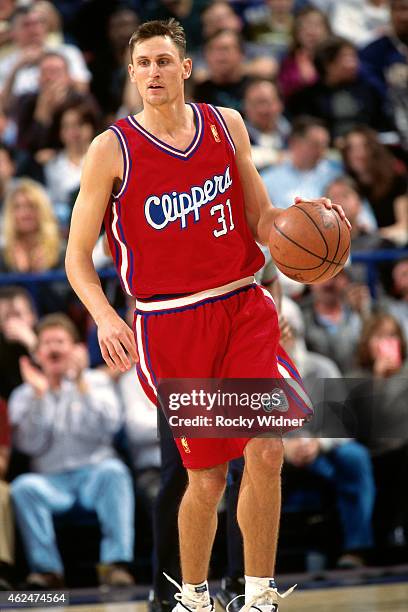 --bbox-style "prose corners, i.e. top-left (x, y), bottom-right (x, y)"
top-left (262, 388), bottom-right (289, 413)
top-left (210, 124), bottom-right (221, 142)
top-left (181, 436), bottom-right (191, 453)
